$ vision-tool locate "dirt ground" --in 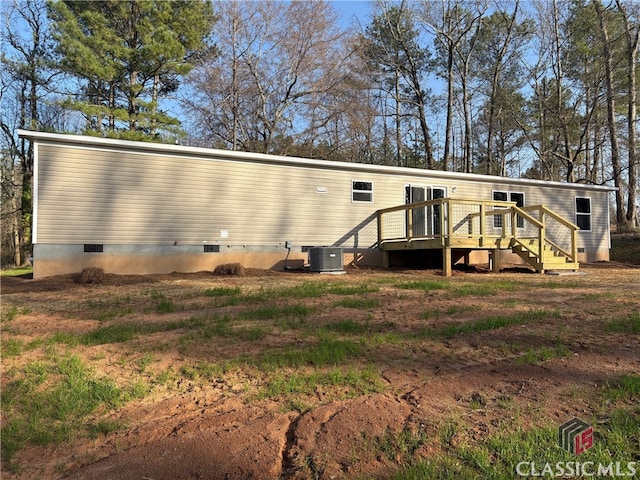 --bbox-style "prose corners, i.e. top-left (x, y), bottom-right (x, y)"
top-left (2, 262), bottom-right (639, 480)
